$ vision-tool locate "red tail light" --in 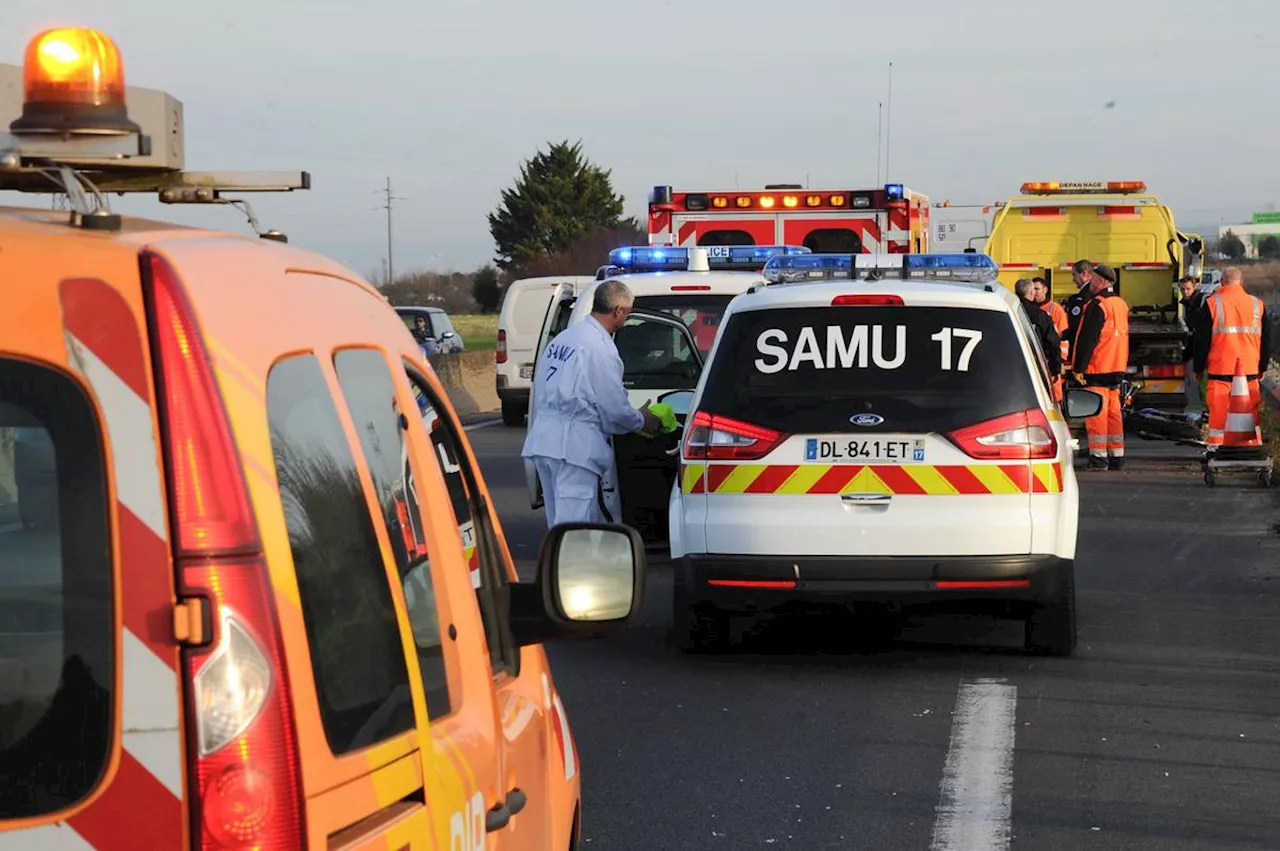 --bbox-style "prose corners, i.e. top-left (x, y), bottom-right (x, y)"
top-left (945, 408), bottom-right (1057, 460)
top-left (144, 250), bottom-right (305, 850)
top-left (1143, 364), bottom-right (1184, 378)
top-left (682, 411), bottom-right (788, 461)
top-left (496, 328), bottom-right (507, 364)
top-left (671, 285), bottom-right (712, 291)
top-left (832, 294), bottom-right (903, 306)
